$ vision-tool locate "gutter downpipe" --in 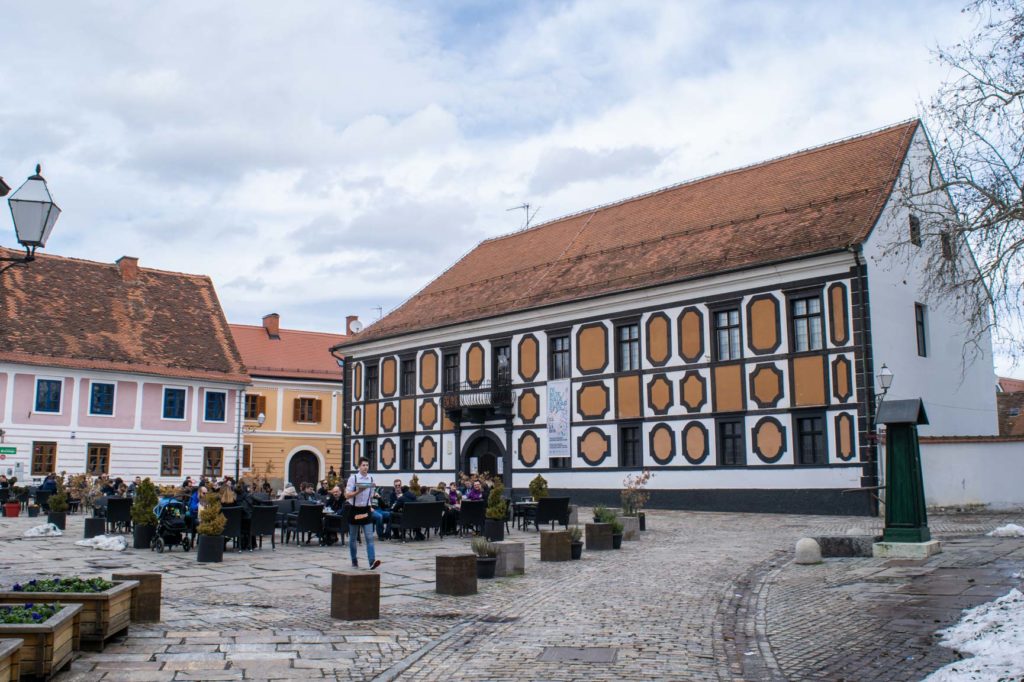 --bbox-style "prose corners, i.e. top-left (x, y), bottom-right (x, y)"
top-left (851, 245), bottom-right (881, 516)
